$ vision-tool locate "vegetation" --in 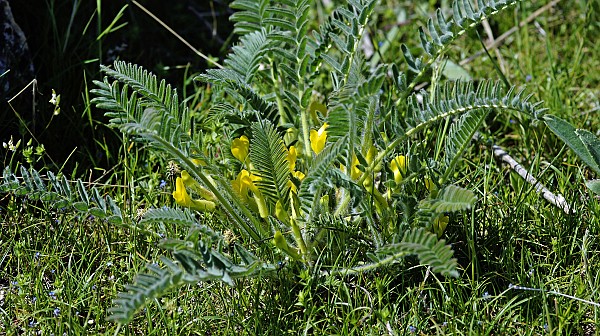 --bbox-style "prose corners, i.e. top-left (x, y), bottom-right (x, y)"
top-left (1, 0), bottom-right (599, 334)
